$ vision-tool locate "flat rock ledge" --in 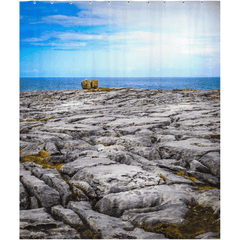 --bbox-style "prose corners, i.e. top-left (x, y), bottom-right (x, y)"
top-left (20, 87), bottom-right (220, 239)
